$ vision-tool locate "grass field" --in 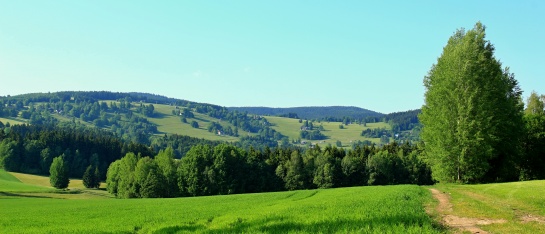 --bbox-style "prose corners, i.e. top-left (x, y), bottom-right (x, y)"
top-left (0, 117), bottom-right (26, 126)
top-left (0, 170), bottom-right (441, 233)
top-left (266, 116), bottom-right (390, 147)
top-left (433, 181), bottom-right (545, 233)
